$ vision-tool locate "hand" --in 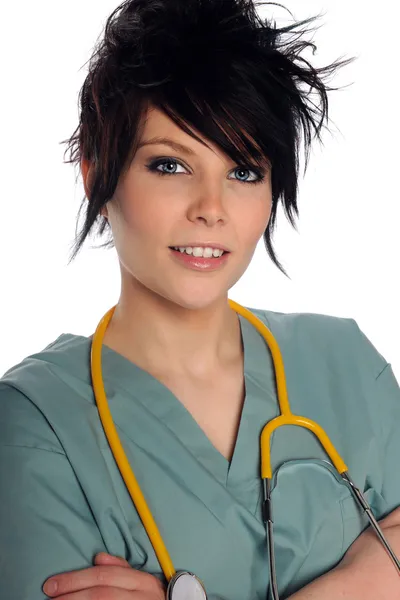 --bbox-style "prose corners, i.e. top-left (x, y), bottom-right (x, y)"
top-left (43, 553), bottom-right (166, 599)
